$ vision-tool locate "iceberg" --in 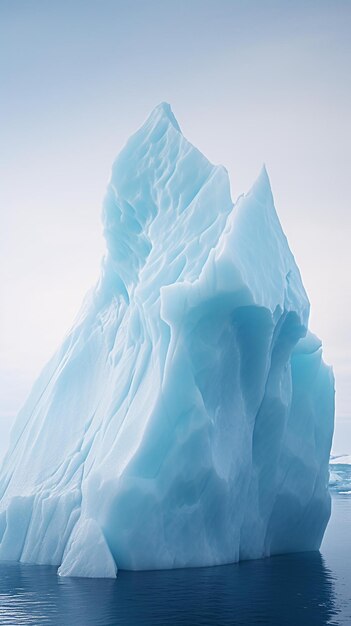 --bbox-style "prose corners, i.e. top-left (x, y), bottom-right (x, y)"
top-left (0, 104), bottom-right (334, 578)
top-left (329, 456), bottom-right (351, 495)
